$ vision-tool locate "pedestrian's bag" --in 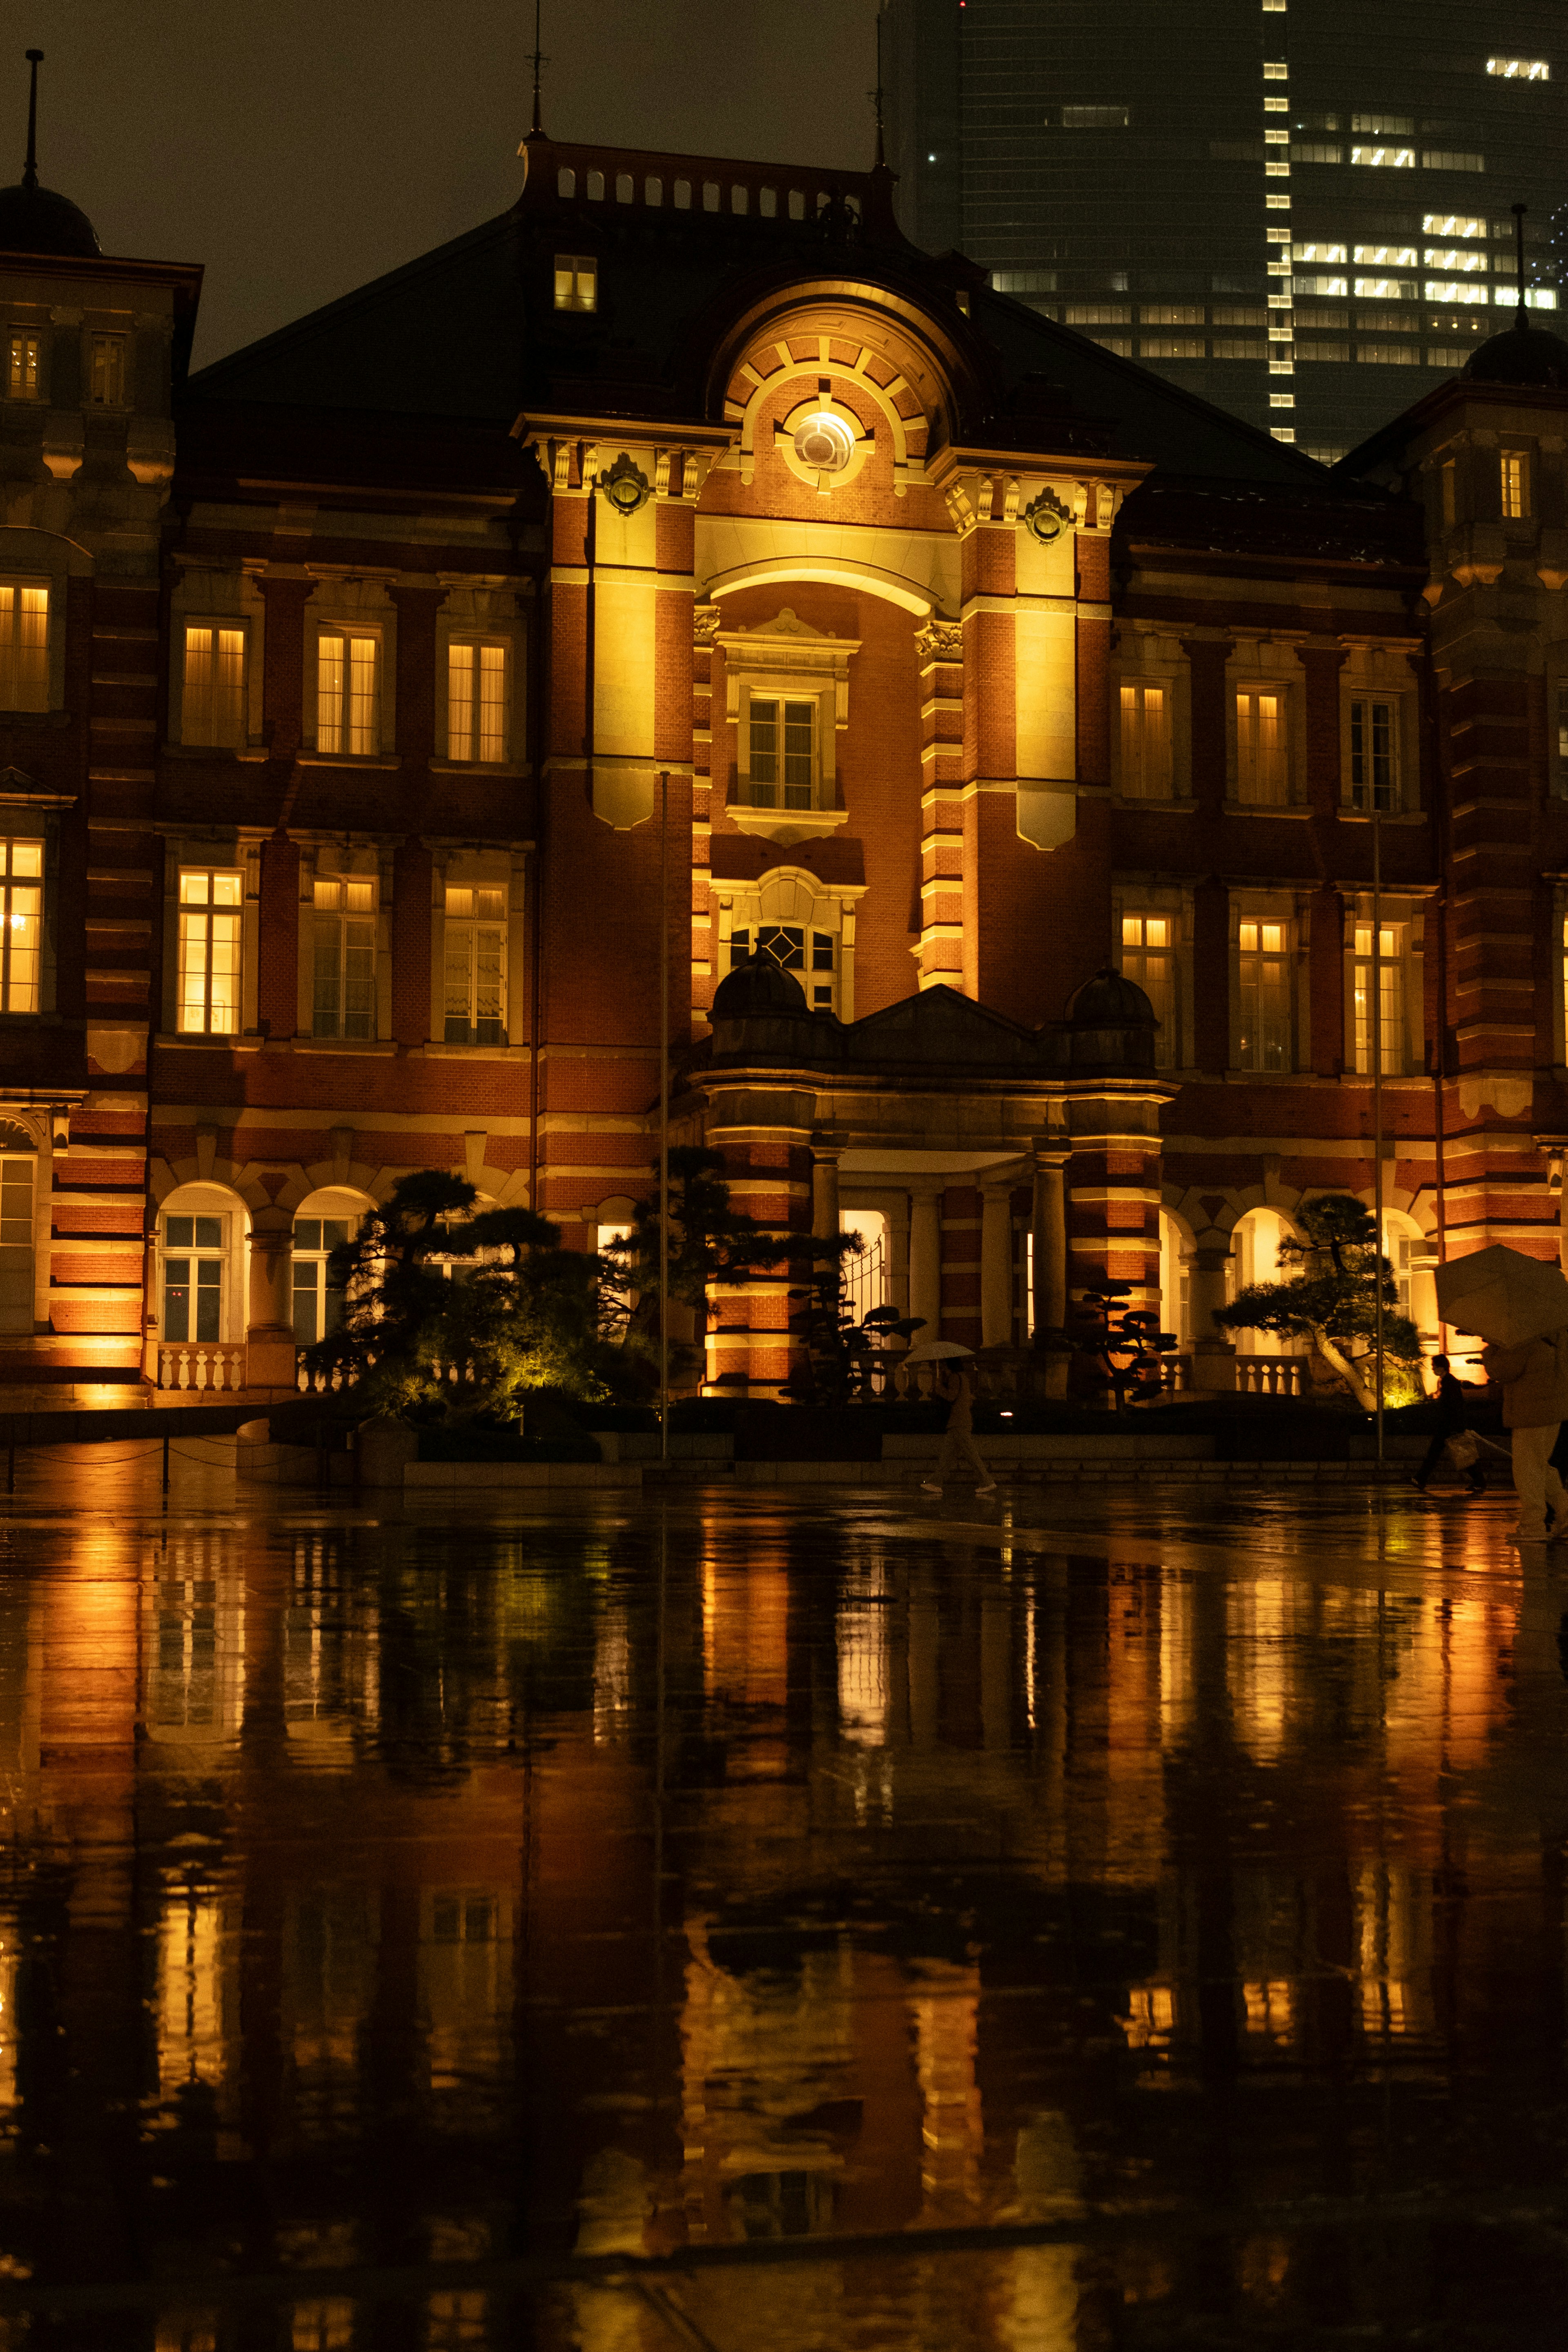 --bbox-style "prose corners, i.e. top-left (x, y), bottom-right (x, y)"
top-left (1445, 1430), bottom-right (1480, 1471)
